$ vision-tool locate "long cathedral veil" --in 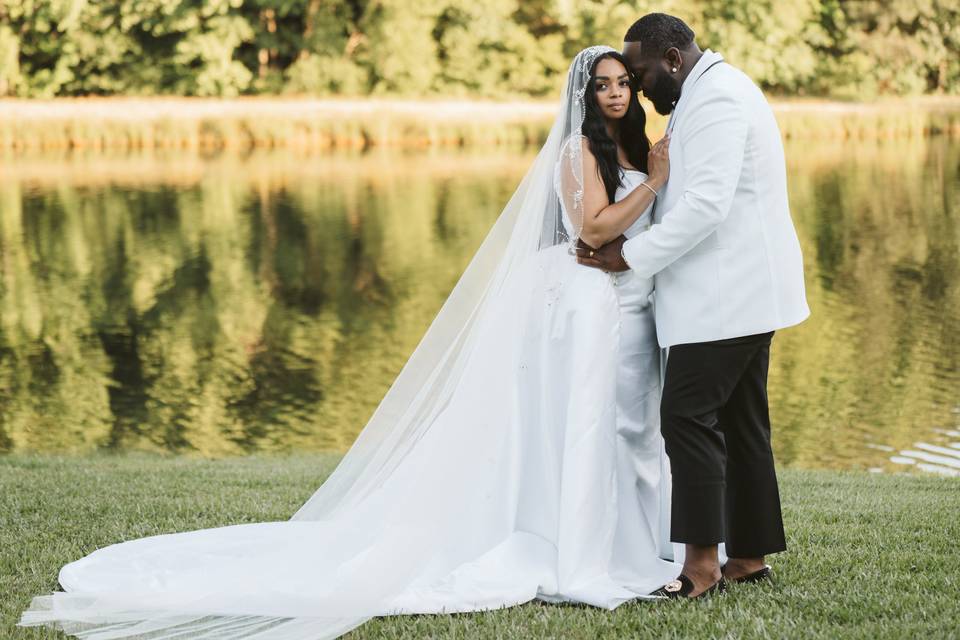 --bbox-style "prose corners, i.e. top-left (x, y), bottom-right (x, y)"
top-left (18, 46), bottom-right (671, 640)
top-left (290, 46), bottom-right (613, 522)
